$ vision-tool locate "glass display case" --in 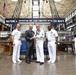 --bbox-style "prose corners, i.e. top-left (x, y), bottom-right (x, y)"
top-left (0, 31), bottom-right (11, 40)
top-left (0, 31), bottom-right (12, 55)
top-left (58, 31), bottom-right (74, 41)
